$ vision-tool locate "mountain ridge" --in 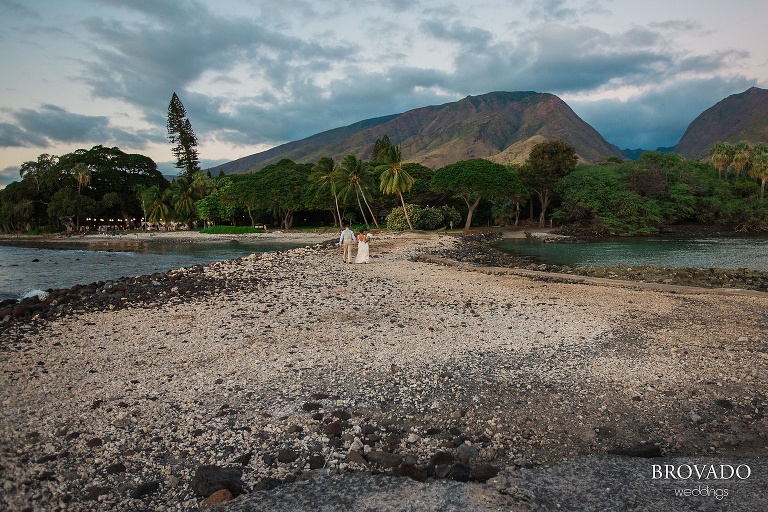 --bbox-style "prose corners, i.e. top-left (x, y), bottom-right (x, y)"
top-left (675, 87), bottom-right (768, 159)
top-left (210, 91), bottom-right (624, 174)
